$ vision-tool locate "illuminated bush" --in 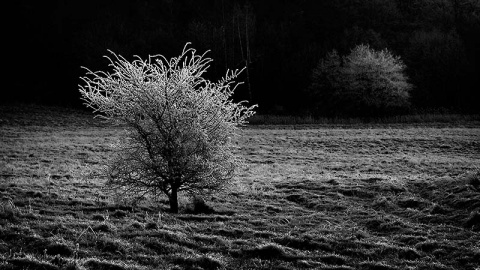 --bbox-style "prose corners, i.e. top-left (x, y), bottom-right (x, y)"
top-left (309, 44), bottom-right (412, 116)
top-left (79, 44), bottom-right (256, 213)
